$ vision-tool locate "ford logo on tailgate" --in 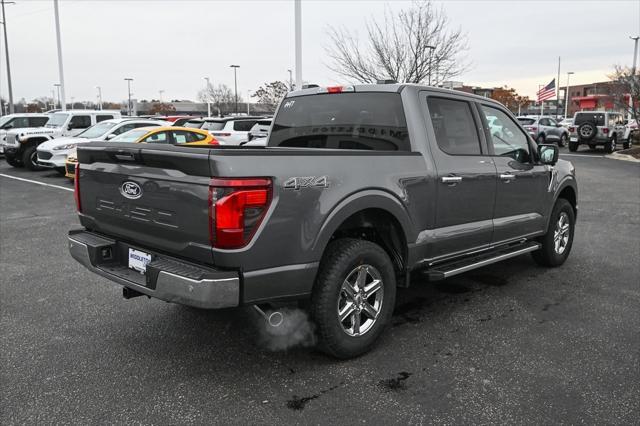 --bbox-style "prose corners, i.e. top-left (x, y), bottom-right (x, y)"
top-left (120, 181), bottom-right (142, 199)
